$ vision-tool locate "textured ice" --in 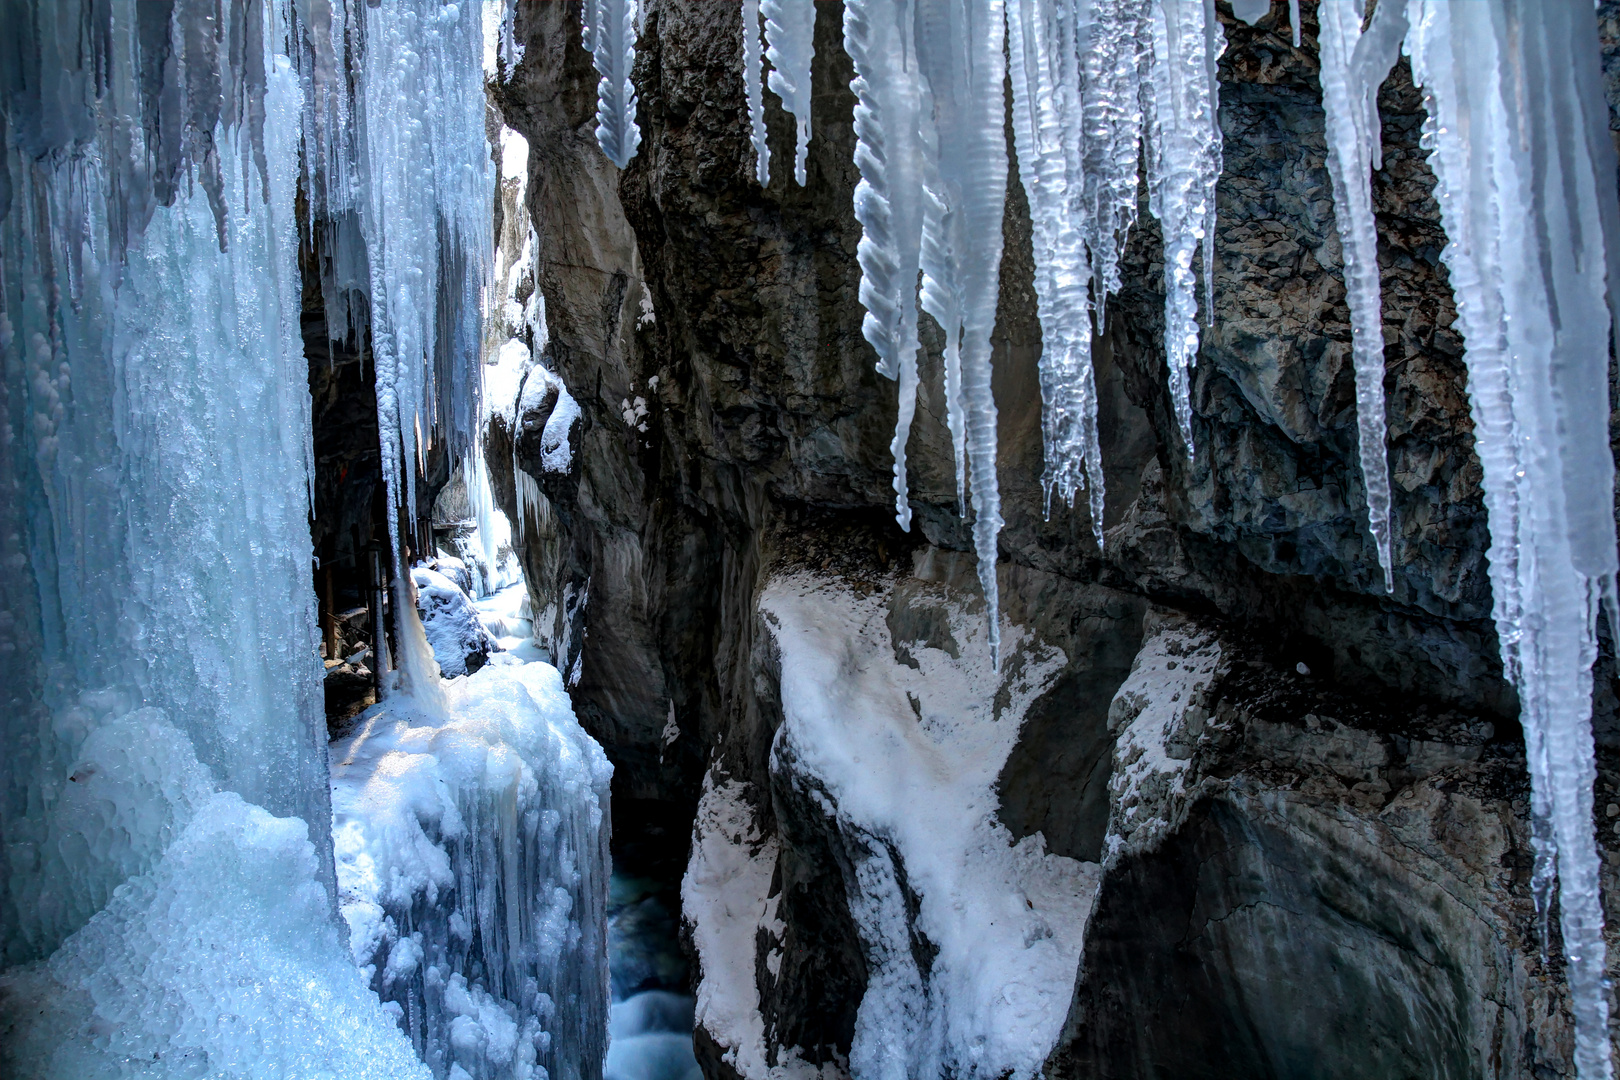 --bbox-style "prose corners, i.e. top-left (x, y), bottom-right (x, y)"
top-left (1145, 0), bottom-right (1223, 458)
top-left (743, 0), bottom-right (772, 185)
top-left (763, 0), bottom-right (817, 185)
top-left (0, 0), bottom-right (333, 963)
top-left (2, 791), bottom-right (433, 1080)
top-left (413, 566), bottom-right (504, 677)
top-left (583, 0), bottom-right (643, 168)
top-left (1407, 4), bottom-right (1620, 1074)
top-left (758, 570), bottom-right (1100, 1080)
top-left (332, 660), bottom-right (614, 1080)
top-left (1317, 0), bottom-right (1408, 592)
